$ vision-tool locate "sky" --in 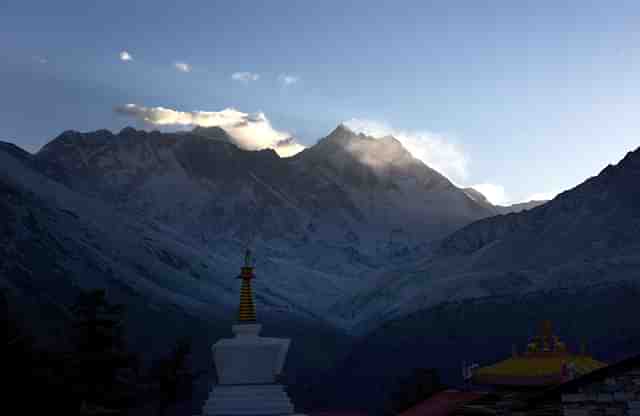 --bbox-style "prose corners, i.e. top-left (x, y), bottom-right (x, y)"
top-left (1, 0), bottom-right (640, 204)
